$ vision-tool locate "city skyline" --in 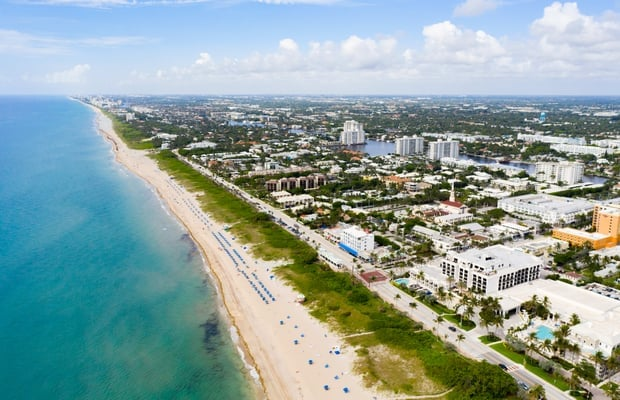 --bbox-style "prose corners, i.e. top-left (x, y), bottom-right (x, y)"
top-left (2, 0), bottom-right (620, 95)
